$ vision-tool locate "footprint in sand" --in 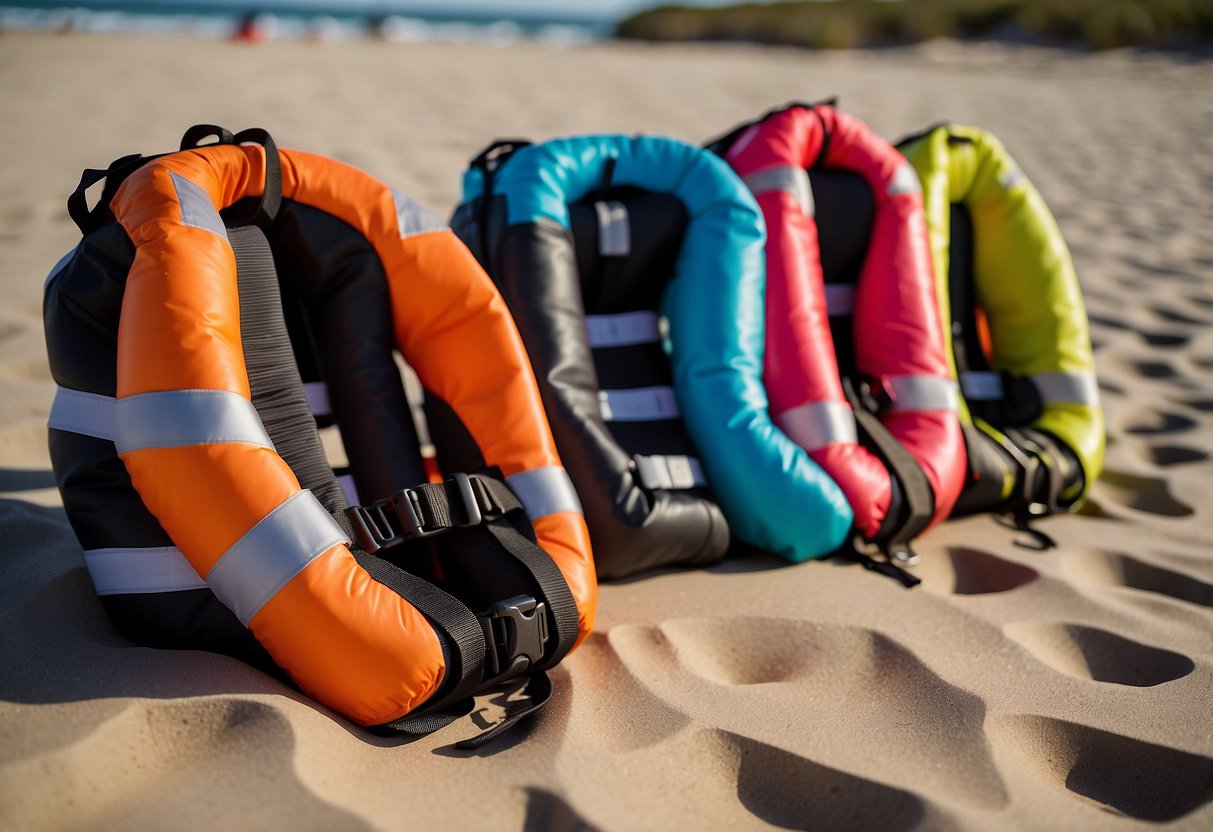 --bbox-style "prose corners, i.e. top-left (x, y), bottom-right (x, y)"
top-left (1140, 331), bottom-right (1191, 348)
top-left (1150, 306), bottom-right (1209, 327)
top-left (990, 715), bottom-right (1213, 822)
top-left (1064, 550), bottom-right (1213, 608)
top-left (1092, 469), bottom-right (1194, 518)
top-left (1139, 444), bottom-right (1208, 468)
top-left (1121, 408), bottom-right (1197, 436)
top-left (717, 731), bottom-right (938, 832)
top-left (938, 547), bottom-right (1040, 596)
top-left (1003, 622), bottom-right (1194, 687)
